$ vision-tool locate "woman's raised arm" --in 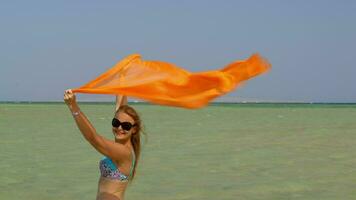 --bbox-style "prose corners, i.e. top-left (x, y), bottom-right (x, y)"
top-left (64, 89), bottom-right (130, 161)
top-left (115, 95), bottom-right (127, 112)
